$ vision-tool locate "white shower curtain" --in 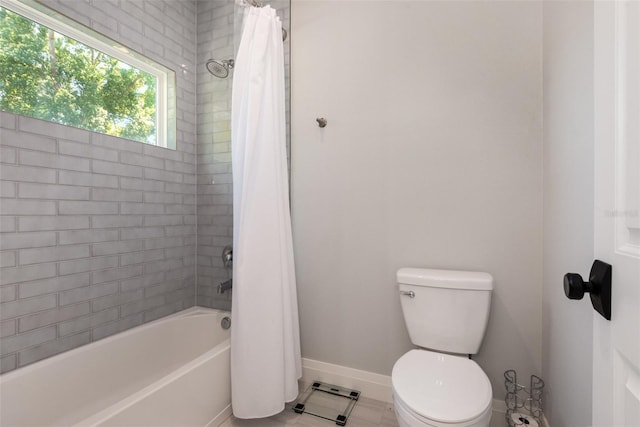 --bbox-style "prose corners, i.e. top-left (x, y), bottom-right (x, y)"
top-left (230, 5), bottom-right (301, 419)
